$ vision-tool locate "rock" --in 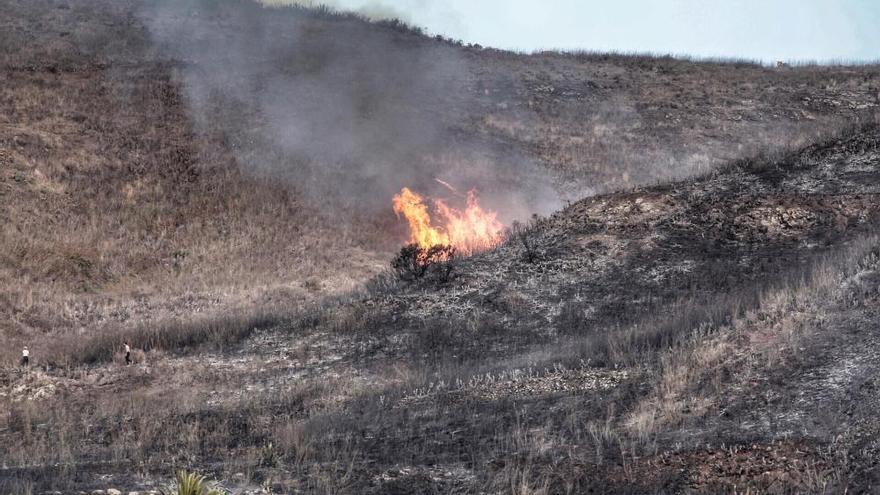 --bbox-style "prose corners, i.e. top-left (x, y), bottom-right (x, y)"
top-left (91, 491), bottom-right (106, 495)
top-left (107, 490), bottom-right (122, 495)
